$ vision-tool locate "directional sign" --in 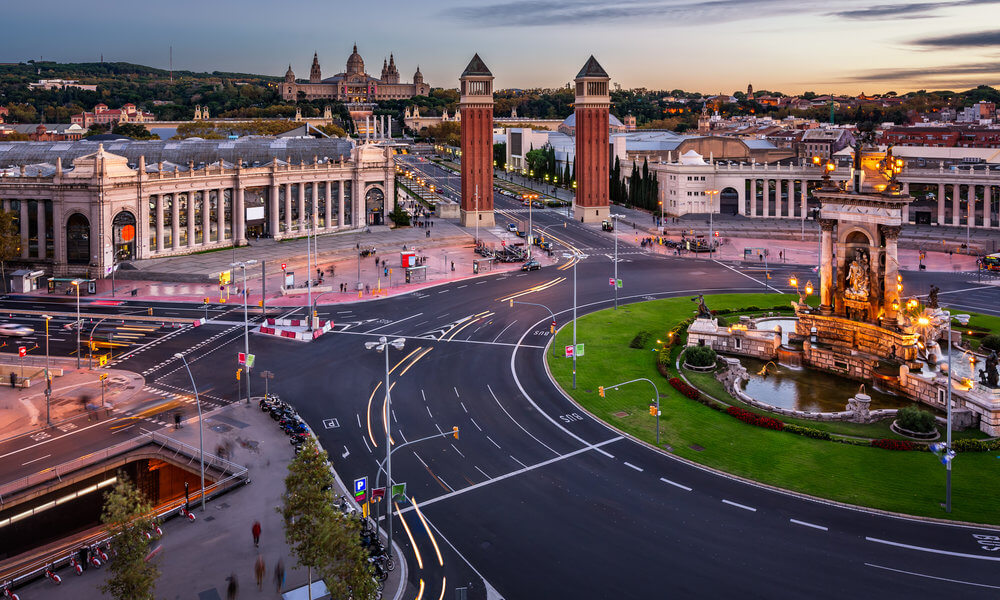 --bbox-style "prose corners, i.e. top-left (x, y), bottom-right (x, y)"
top-left (391, 483), bottom-right (407, 502)
top-left (246, 353), bottom-right (256, 369)
top-left (608, 278), bottom-right (615, 287)
top-left (576, 344), bottom-right (585, 357)
top-left (372, 487), bottom-right (385, 502)
top-left (565, 345), bottom-right (575, 358)
top-left (353, 476), bottom-right (368, 503)
top-left (616, 279), bottom-right (623, 289)
top-left (238, 352), bottom-right (246, 365)
top-left (18, 346), bottom-right (26, 358)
